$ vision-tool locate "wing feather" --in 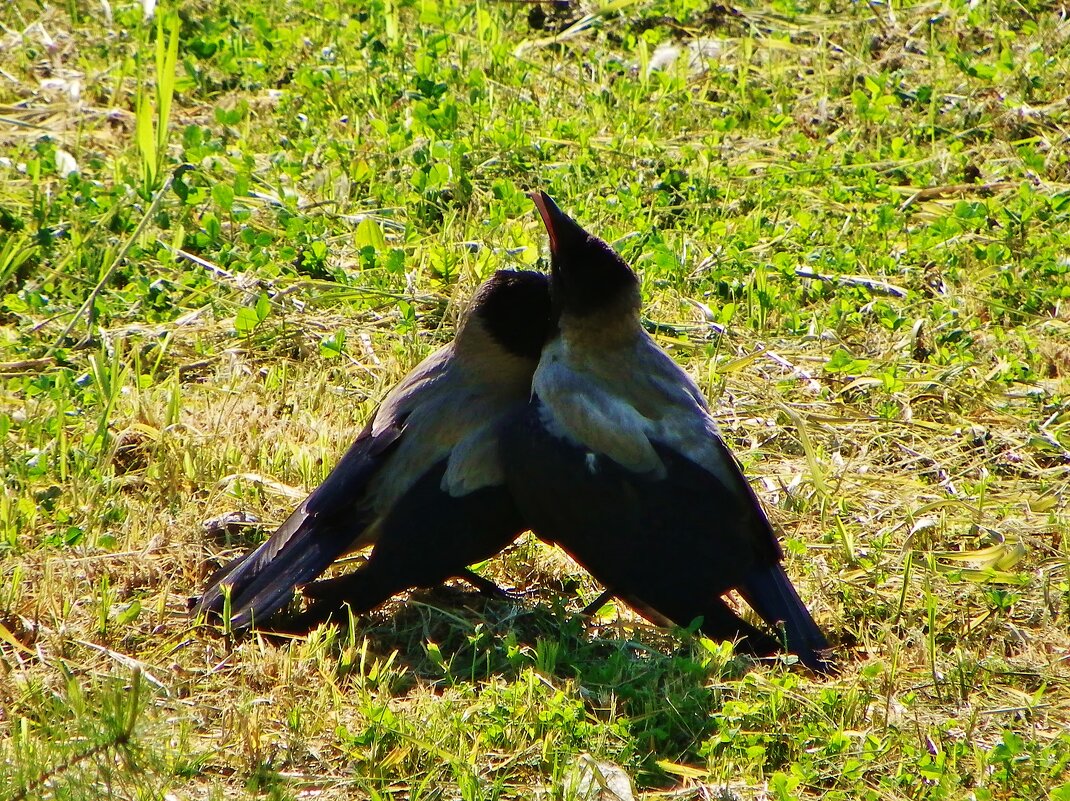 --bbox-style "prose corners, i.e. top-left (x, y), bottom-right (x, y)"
top-left (194, 418), bottom-right (402, 628)
top-left (502, 395), bottom-right (831, 671)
